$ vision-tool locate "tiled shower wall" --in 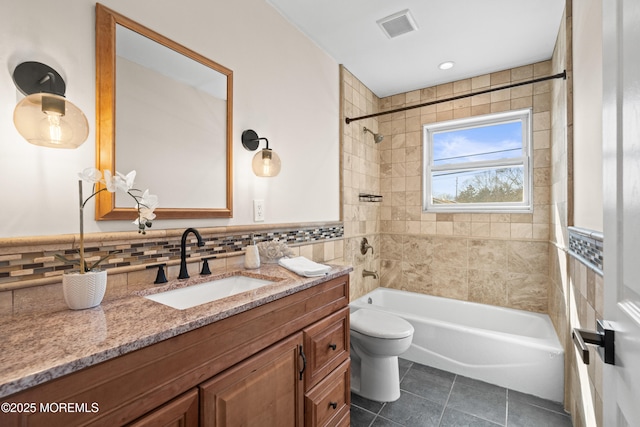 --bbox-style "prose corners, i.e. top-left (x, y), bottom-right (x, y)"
top-left (373, 61), bottom-right (554, 313)
top-left (341, 67), bottom-right (383, 300)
